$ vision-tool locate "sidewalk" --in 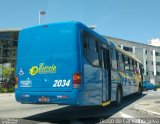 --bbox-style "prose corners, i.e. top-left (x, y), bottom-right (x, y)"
top-left (134, 101), bottom-right (160, 118)
top-left (133, 89), bottom-right (160, 118)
